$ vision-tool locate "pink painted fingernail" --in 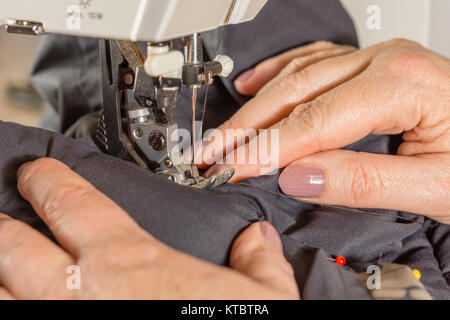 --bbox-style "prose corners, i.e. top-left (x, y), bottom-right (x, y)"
top-left (204, 164), bottom-right (229, 179)
top-left (234, 68), bottom-right (255, 86)
top-left (261, 221), bottom-right (283, 253)
top-left (17, 162), bottom-right (32, 178)
top-left (279, 166), bottom-right (324, 198)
